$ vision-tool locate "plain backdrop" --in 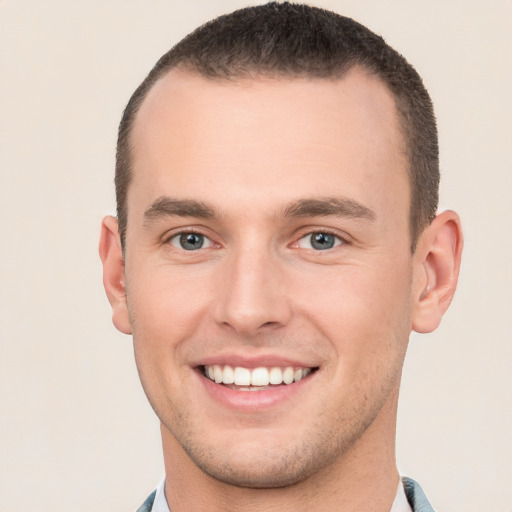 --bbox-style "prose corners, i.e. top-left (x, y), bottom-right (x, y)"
top-left (0, 1), bottom-right (511, 510)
